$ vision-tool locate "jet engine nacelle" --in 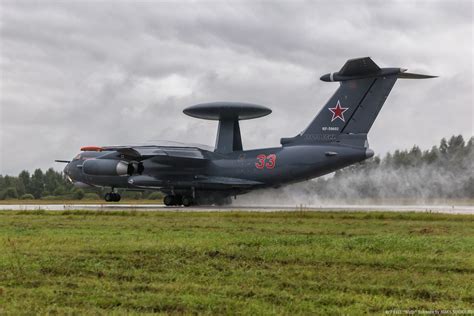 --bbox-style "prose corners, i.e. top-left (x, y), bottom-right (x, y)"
top-left (82, 159), bottom-right (135, 176)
